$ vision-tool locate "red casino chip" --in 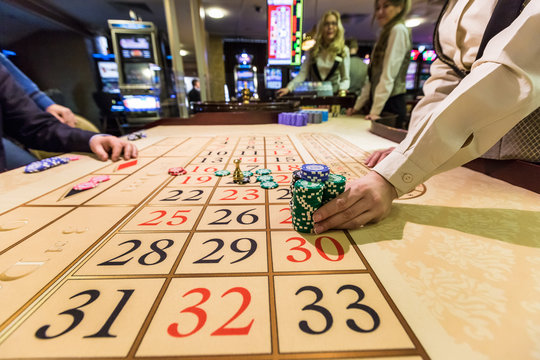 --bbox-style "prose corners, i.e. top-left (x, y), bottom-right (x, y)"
top-left (89, 175), bottom-right (111, 184)
top-left (168, 167), bottom-right (187, 176)
top-left (73, 181), bottom-right (97, 191)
